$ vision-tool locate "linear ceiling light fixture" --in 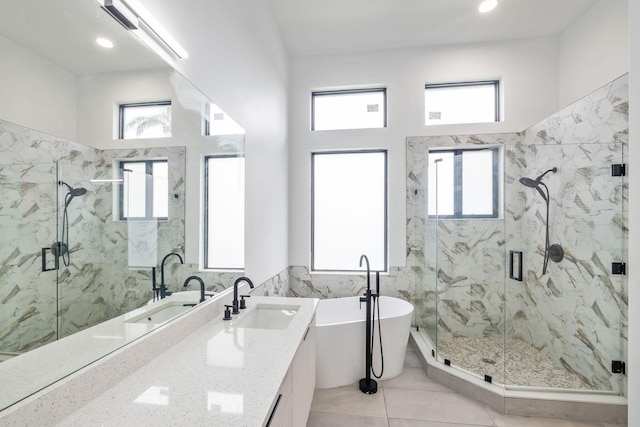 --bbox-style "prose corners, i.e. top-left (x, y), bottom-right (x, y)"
top-left (98, 0), bottom-right (188, 60)
top-left (478, 0), bottom-right (498, 13)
